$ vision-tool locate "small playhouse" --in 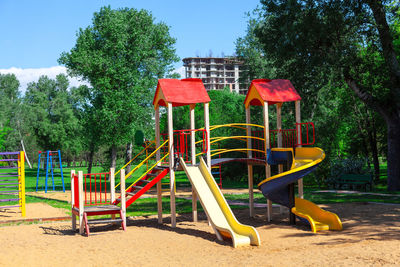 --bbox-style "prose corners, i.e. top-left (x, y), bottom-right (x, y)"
top-left (153, 78), bottom-right (211, 226)
top-left (244, 79), bottom-right (304, 220)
